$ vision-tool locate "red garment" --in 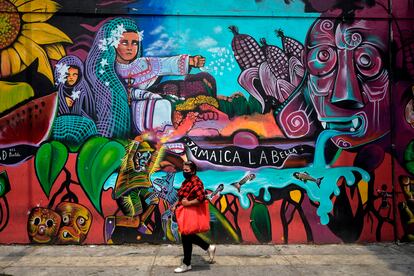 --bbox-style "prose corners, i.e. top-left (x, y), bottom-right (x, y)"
top-left (177, 175), bottom-right (206, 206)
